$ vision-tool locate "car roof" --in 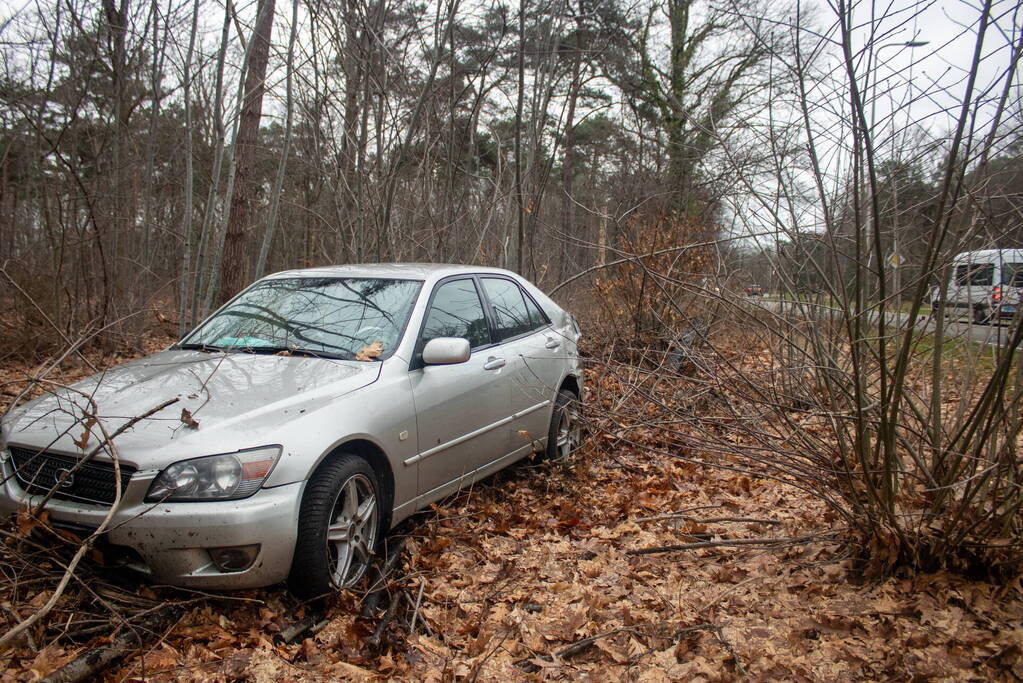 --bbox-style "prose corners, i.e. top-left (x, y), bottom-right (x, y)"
top-left (263, 263), bottom-right (521, 282)
top-left (952, 249), bottom-right (1023, 263)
